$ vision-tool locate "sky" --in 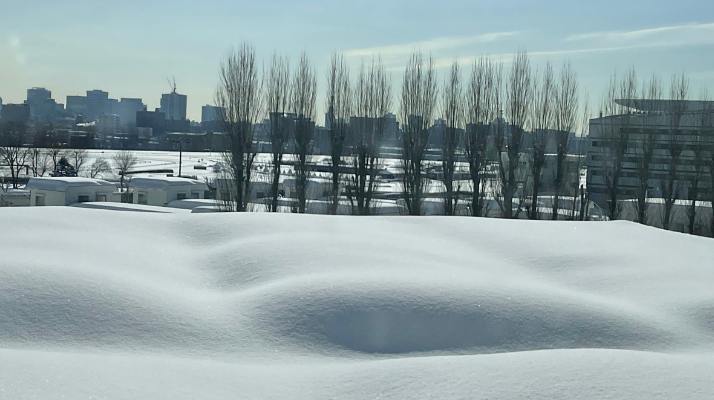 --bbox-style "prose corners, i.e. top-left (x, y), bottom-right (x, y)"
top-left (1, 0), bottom-right (714, 122)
